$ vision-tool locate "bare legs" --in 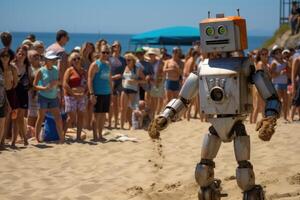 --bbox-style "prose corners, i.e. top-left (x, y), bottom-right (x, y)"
top-left (0, 117), bottom-right (5, 148)
top-left (120, 92), bottom-right (135, 129)
top-left (277, 89), bottom-right (288, 121)
top-left (92, 113), bottom-right (106, 141)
